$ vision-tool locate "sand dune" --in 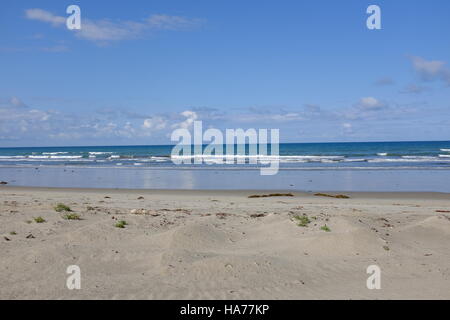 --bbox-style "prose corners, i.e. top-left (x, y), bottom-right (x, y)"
top-left (1, 187), bottom-right (450, 299)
